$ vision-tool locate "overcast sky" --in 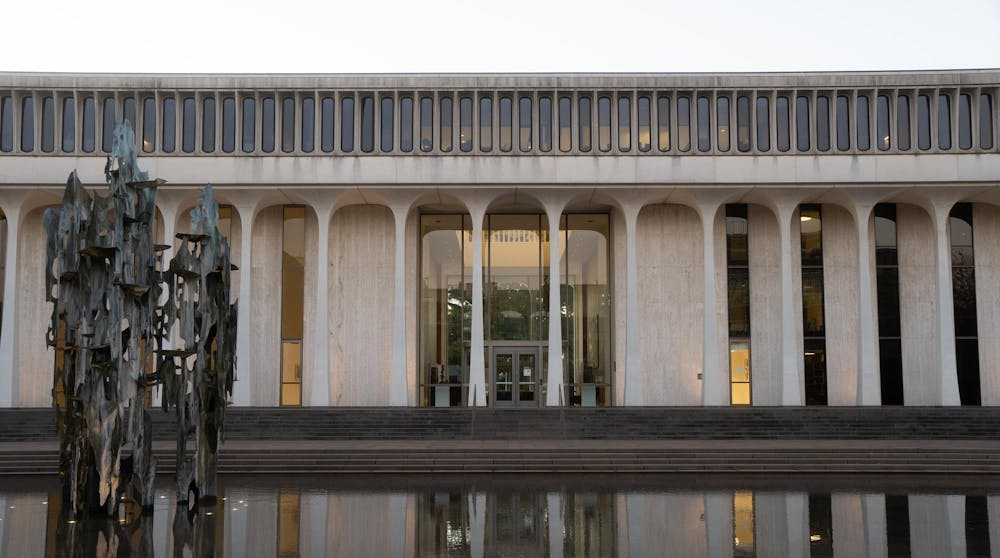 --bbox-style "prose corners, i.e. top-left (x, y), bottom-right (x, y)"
top-left (3, 0), bottom-right (999, 74)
